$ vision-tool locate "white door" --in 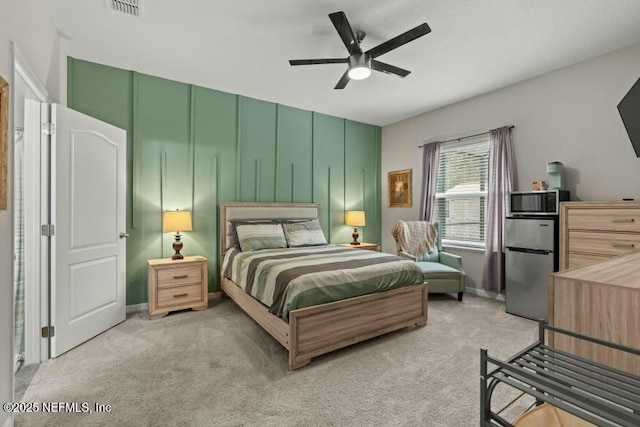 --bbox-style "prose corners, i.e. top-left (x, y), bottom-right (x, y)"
top-left (50, 104), bottom-right (126, 357)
